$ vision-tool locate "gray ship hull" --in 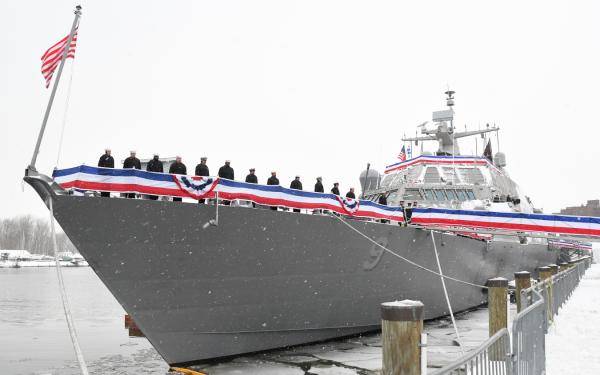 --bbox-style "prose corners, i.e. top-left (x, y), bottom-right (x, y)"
top-left (26, 177), bottom-right (557, 365)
